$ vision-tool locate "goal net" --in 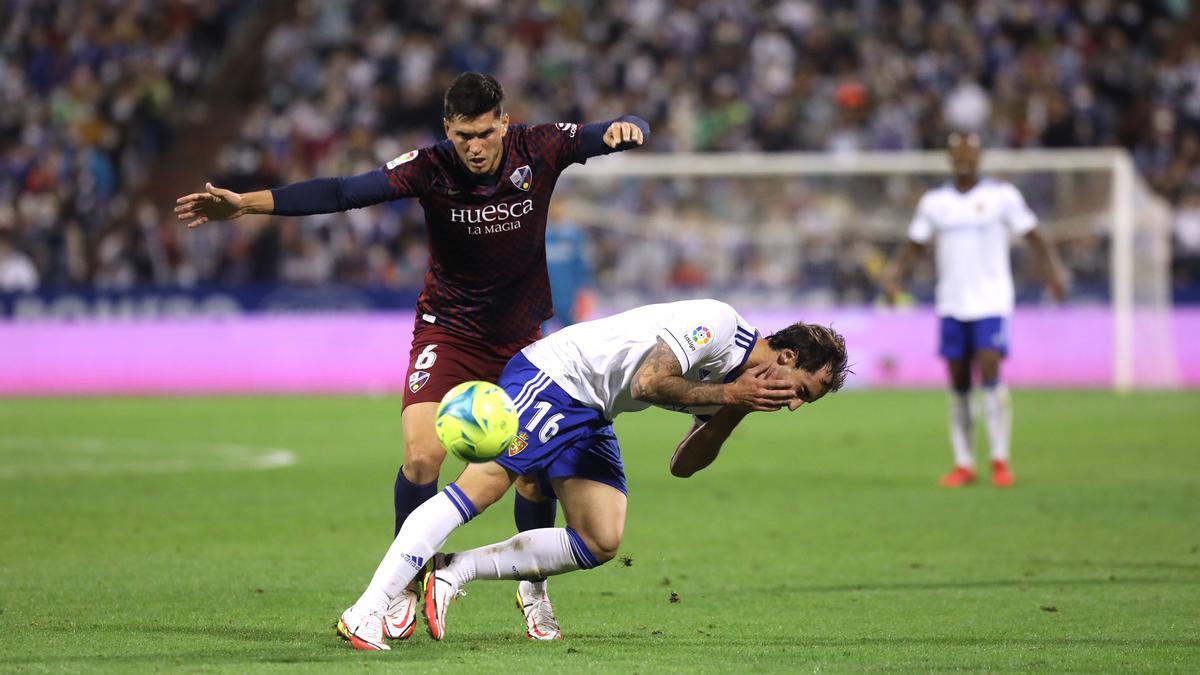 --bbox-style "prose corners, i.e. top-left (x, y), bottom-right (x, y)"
top-left (560, 149), bottom-right (1175, 391)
